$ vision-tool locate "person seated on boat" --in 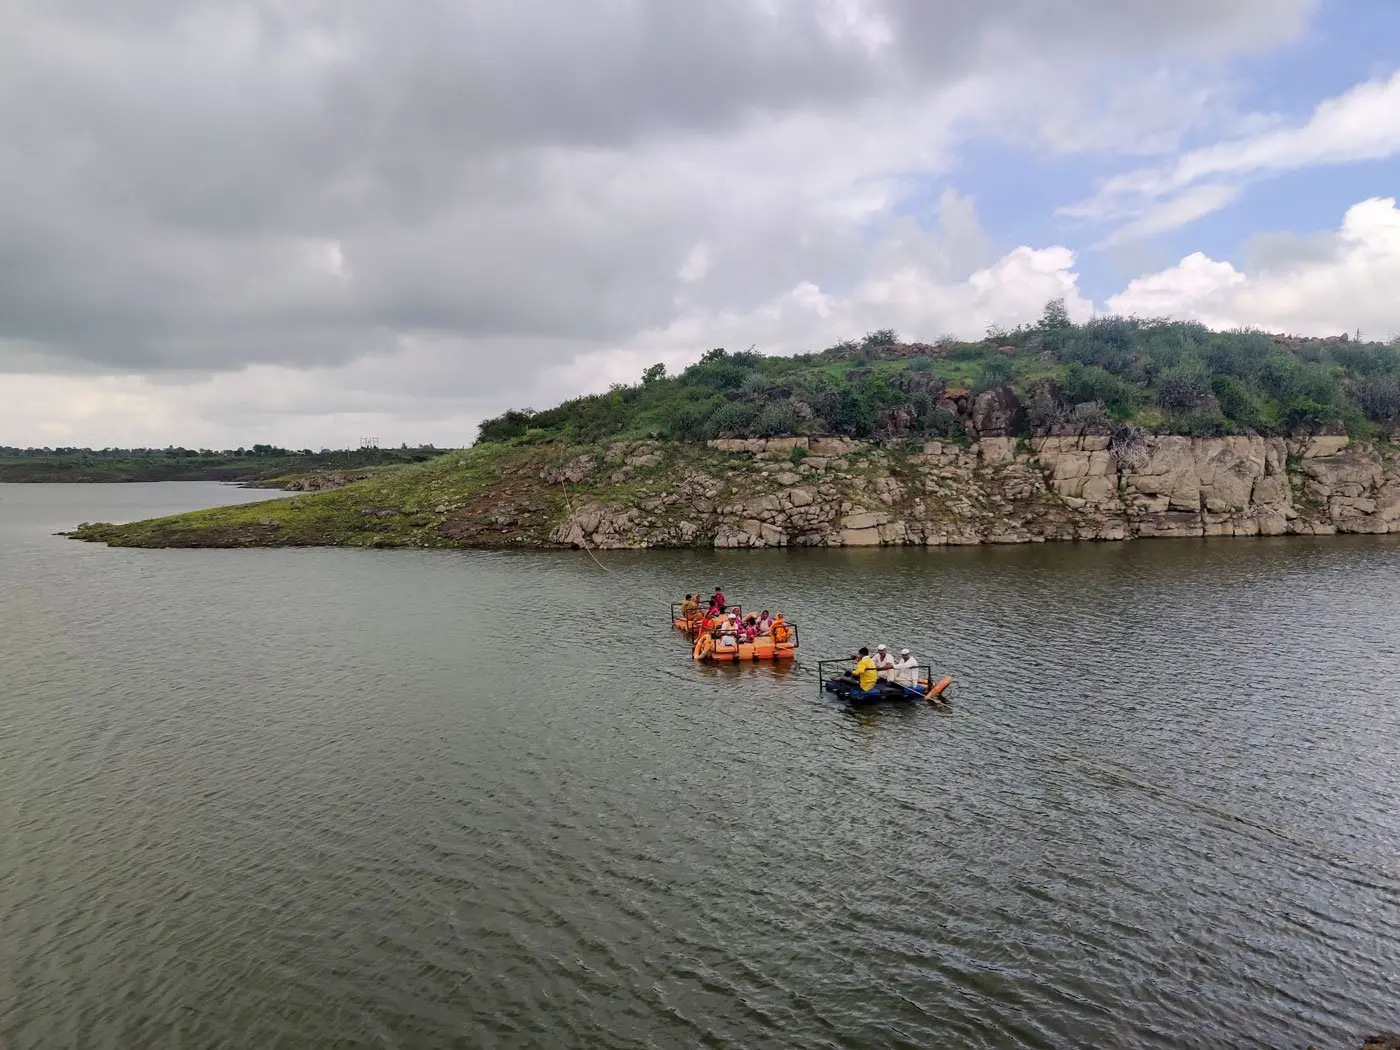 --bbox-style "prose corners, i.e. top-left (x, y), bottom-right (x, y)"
top-left (711, 586), bottom-right (726, 611)
top-left (681, 594), bottom-right (700, 620)
top-left (741, 614), bottom-right (758, 642)
top-left (771, 614), bottom-right (790, 644)
top-left (755, 610), bottom-right (773, 636)
top-left (852, 647), bottom-right (879, 692)
top-left (893, 648), bottom-right (919, 688)
top-left (719, 618), bottom-right (738, 647)
top-left (874, 644), bottom-right (896, 680)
